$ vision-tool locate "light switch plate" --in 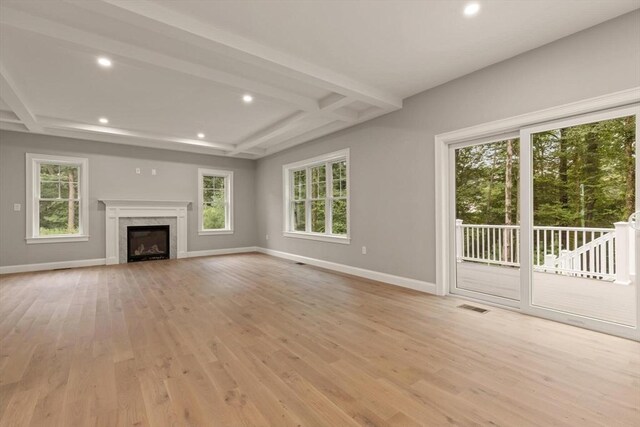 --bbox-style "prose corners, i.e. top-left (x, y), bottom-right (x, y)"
top-left (13, 203), bottom-right (21, 211)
